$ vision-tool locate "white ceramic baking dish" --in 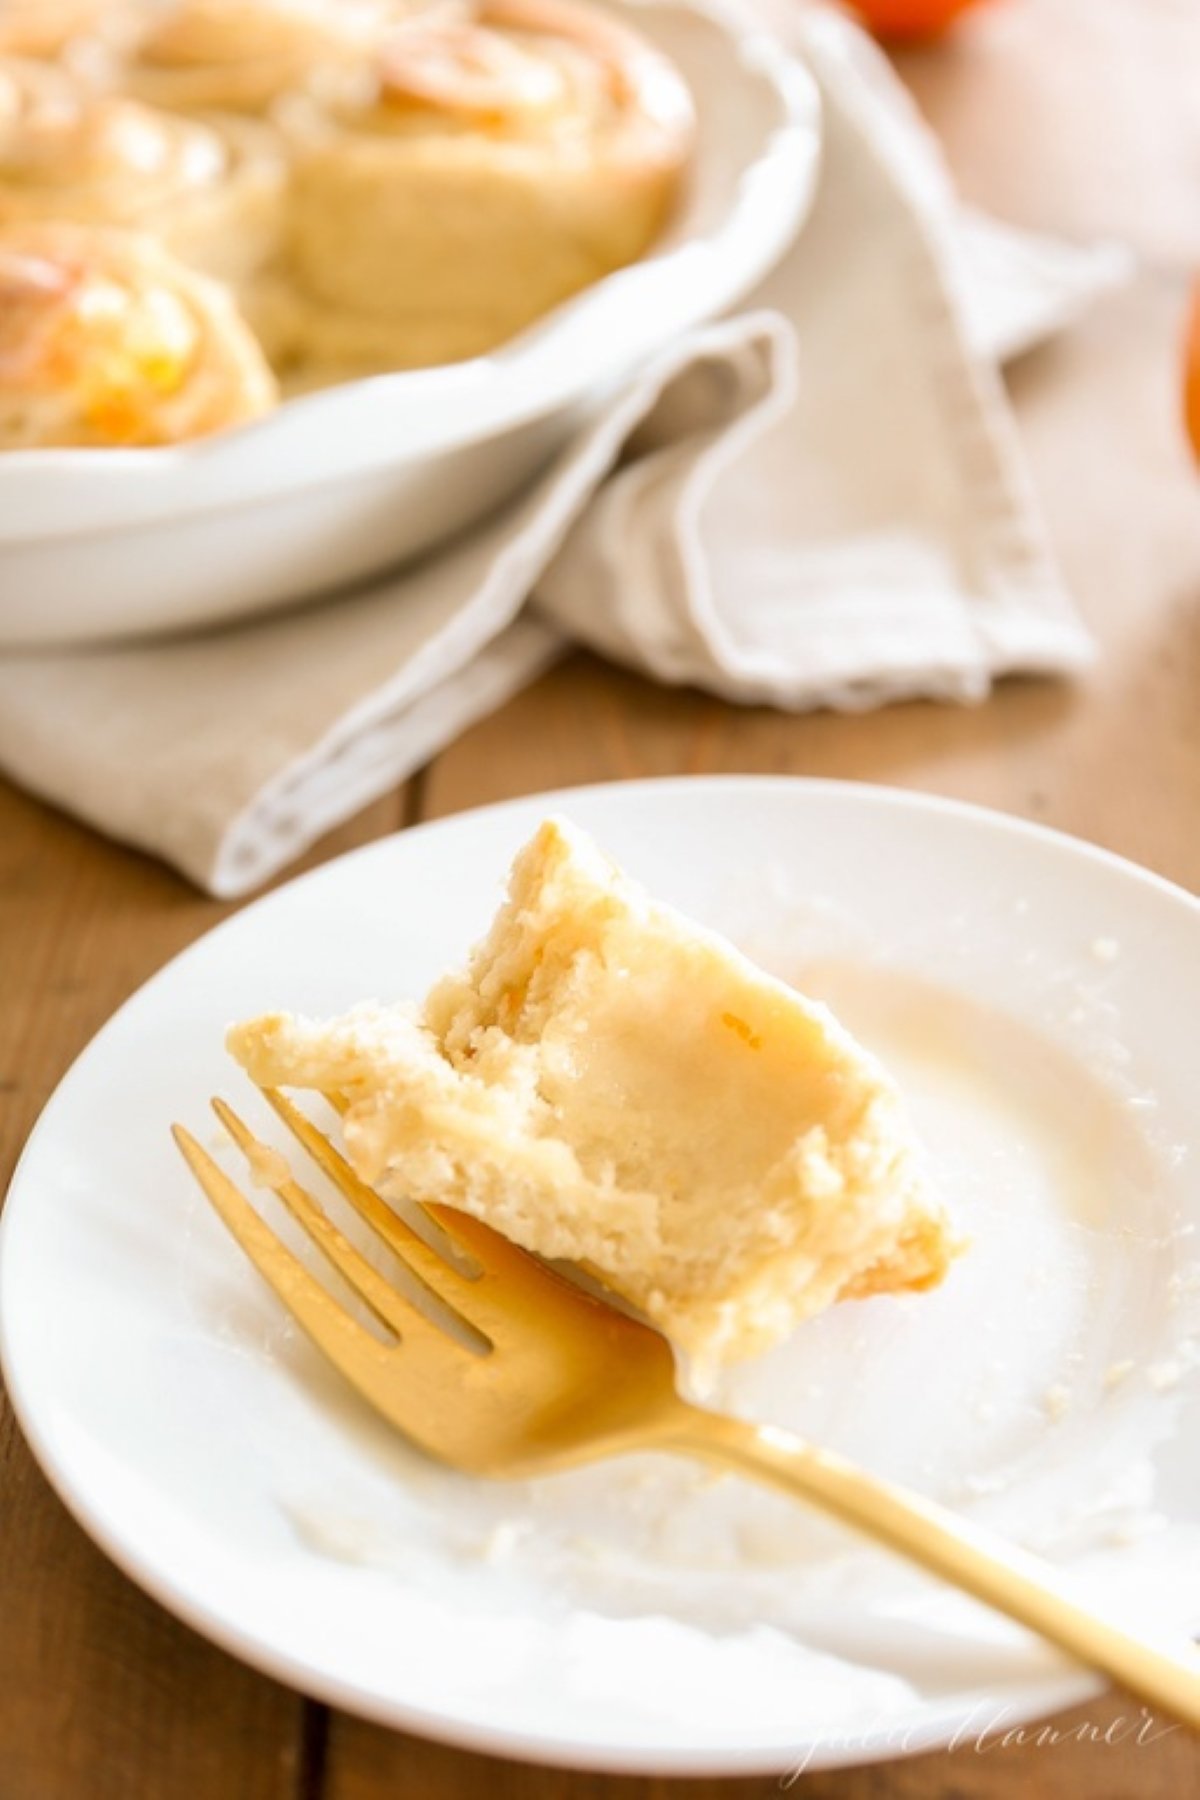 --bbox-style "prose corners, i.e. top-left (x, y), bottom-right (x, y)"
top-left (0, 2), bottom-right (821, 648)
